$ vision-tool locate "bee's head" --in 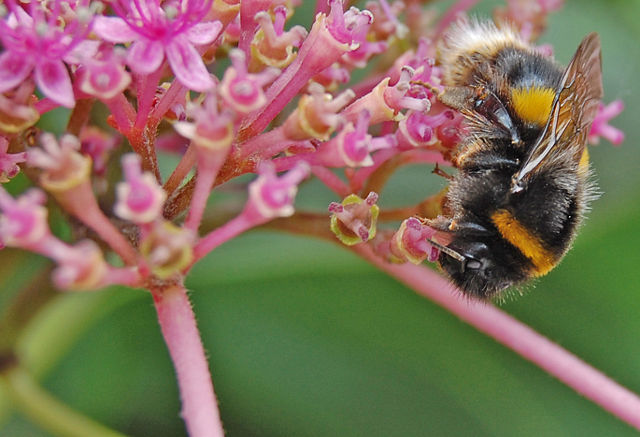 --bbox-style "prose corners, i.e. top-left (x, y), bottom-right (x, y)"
top-left (438, 239), bottom-right (522, 299)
